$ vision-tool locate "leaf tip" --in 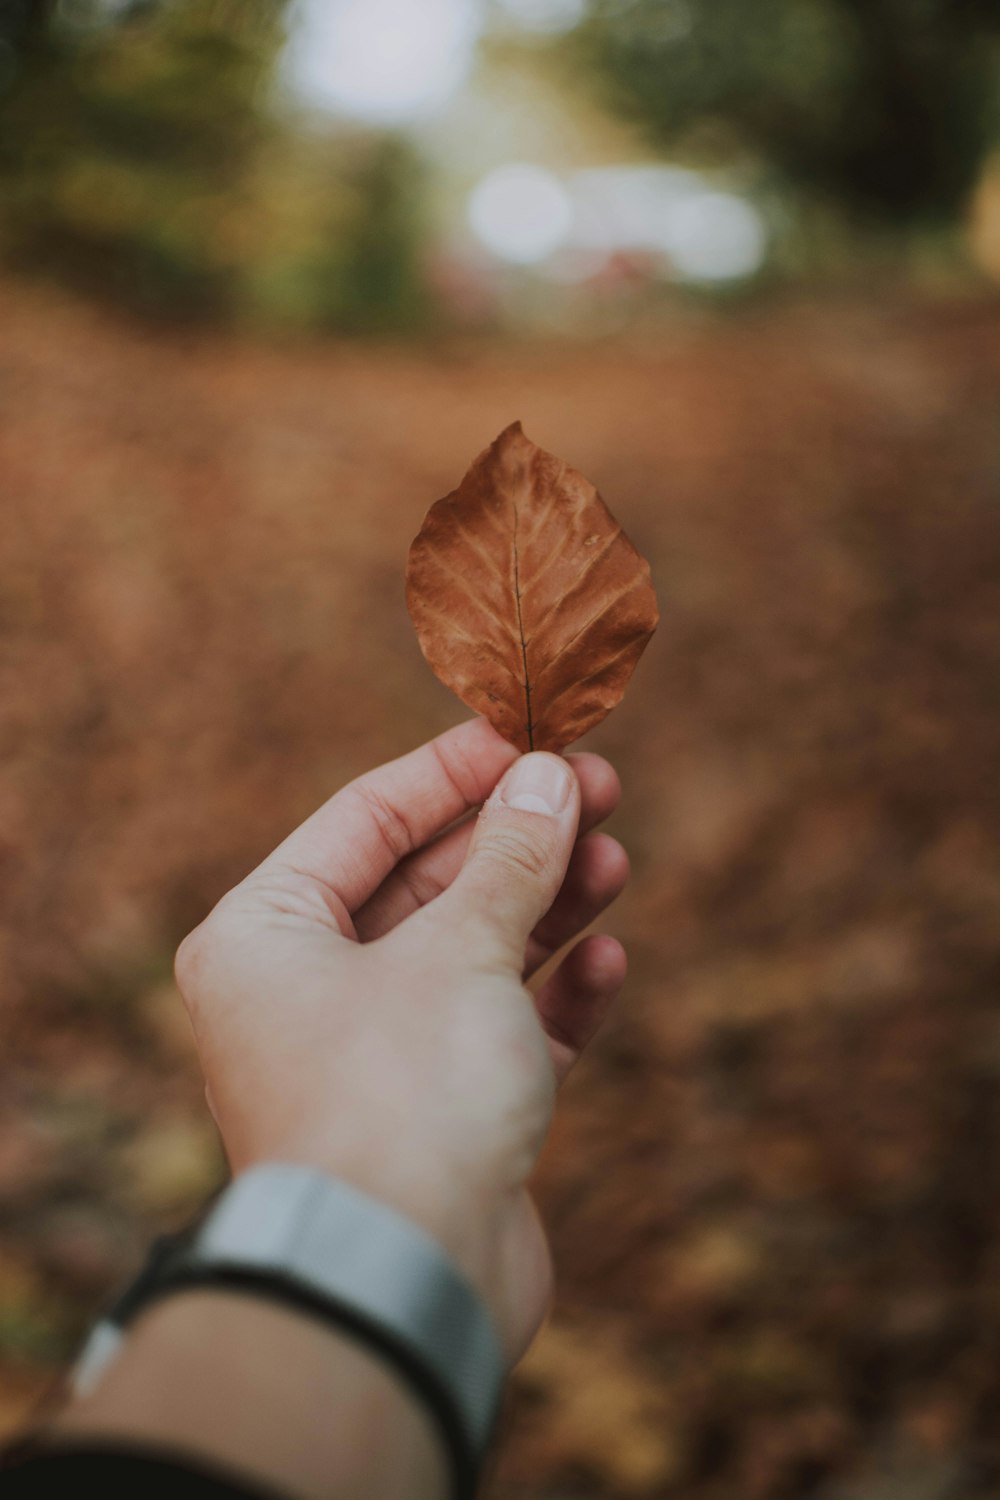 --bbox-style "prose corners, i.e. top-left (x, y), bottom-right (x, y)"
top-left (497, 418), bottom-right (526, 445)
